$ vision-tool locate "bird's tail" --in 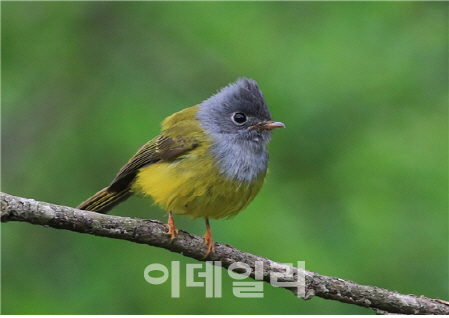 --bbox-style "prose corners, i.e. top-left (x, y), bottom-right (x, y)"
top-left (77, 187), bottom-right (132, 214)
